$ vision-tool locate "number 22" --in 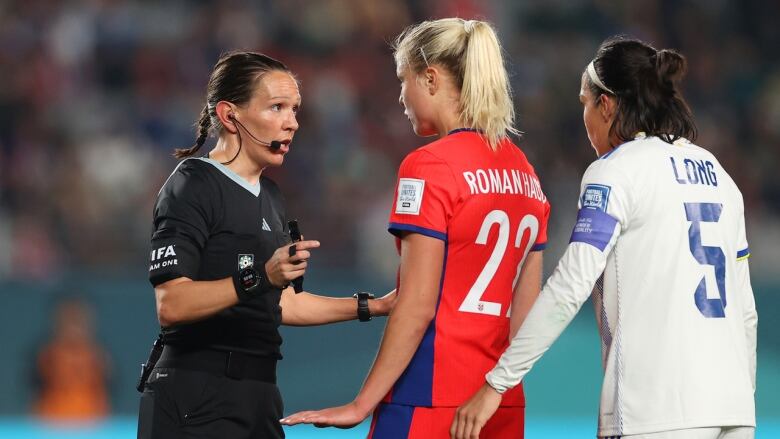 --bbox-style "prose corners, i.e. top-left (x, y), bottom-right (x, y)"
top-left (459, 210), bottom-right (539, 316)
